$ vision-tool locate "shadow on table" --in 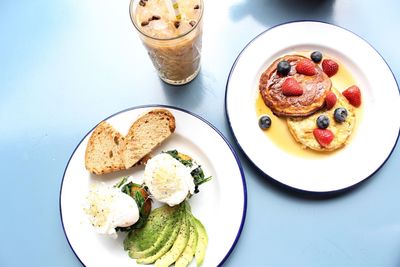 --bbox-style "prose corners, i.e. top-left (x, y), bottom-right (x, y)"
top-left (255, 168), bottom-right (374, 201)
top-left (229, 0), bottom-right (336, 26)
top-left (160, 69), bottom-right (215, 110)
top-left (223, 121), bottom-right (376, 201)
